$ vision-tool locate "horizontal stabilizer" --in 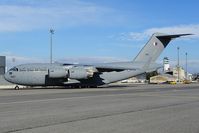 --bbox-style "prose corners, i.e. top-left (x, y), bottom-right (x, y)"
top-left (156, 33), bottom-right (193, 39)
